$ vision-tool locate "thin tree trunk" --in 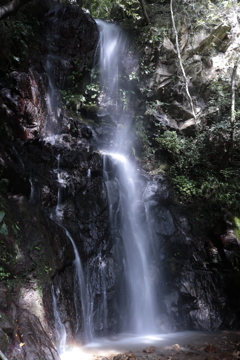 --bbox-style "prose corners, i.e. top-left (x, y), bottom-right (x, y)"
top-left (231, 57), bottom-right (239, 131)
top-left (138, 0), bottom-right (150, 24)
top-left (229, 56), bottom-right (239, 159)
top-left (0, 350), bottom-right (9, 360)
top-left (220, 56), bottom-right (239, 168)
top-left (0, 0), bottom-right (32, 20)
top-left (170, 0), bottom-right (198, 129)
